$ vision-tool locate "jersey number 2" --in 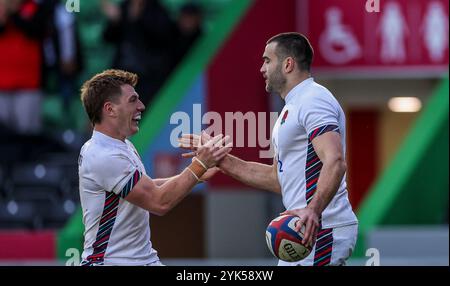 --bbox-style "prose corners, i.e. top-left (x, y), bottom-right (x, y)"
top-left (278, 155), bottom-right (284, 173)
